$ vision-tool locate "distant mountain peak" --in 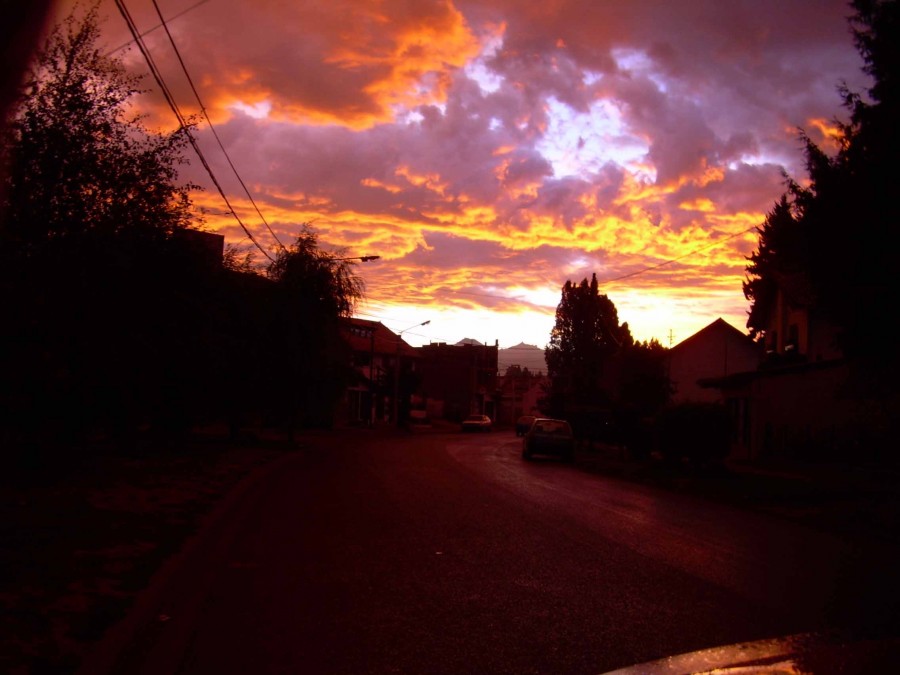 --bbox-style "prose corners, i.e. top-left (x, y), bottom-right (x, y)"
top-left (498, 343), bottom-right (546, 373)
